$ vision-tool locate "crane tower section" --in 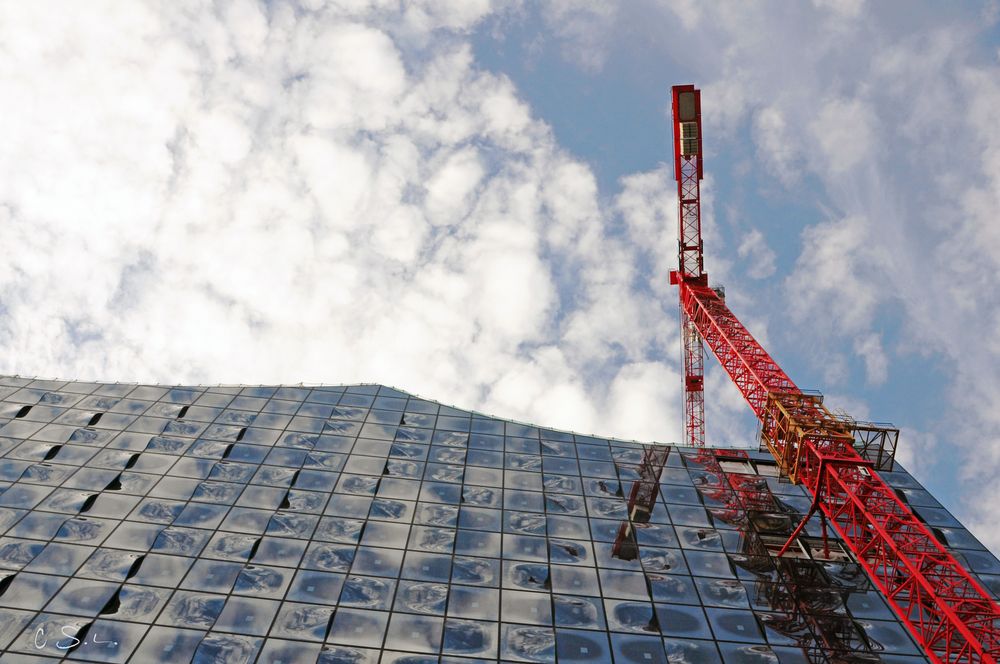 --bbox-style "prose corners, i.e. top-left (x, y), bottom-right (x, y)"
top-left (671, 85), bottom-right (706, 448)
top-left (668, 84), bottom-right (1000, 663)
